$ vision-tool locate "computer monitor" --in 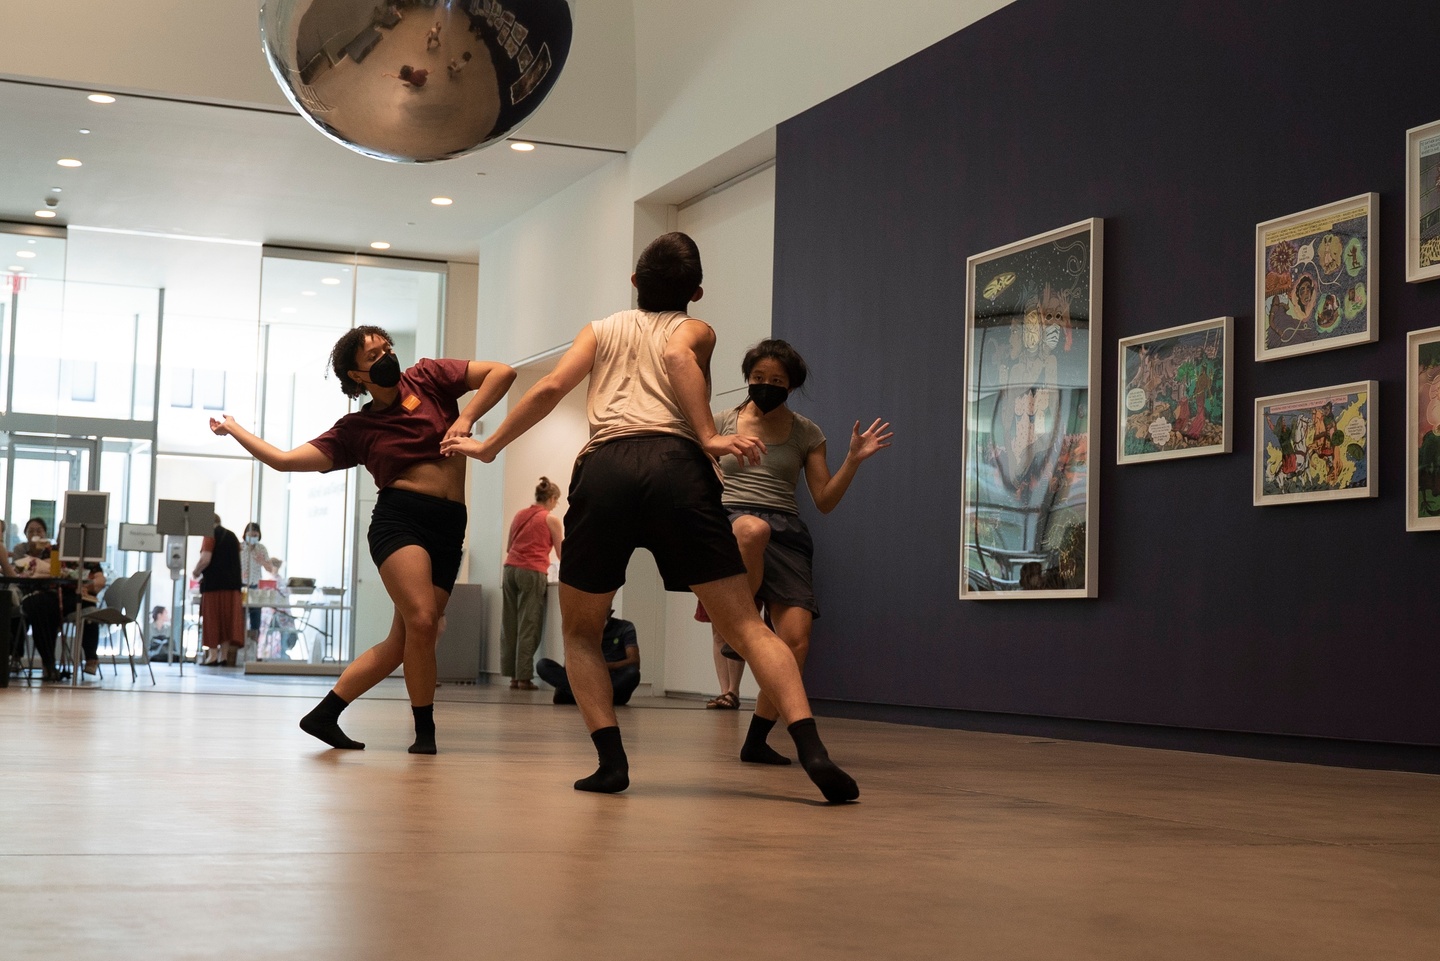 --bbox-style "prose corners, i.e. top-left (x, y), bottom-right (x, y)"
top-left (57, 490), bottom-right (109, 563)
